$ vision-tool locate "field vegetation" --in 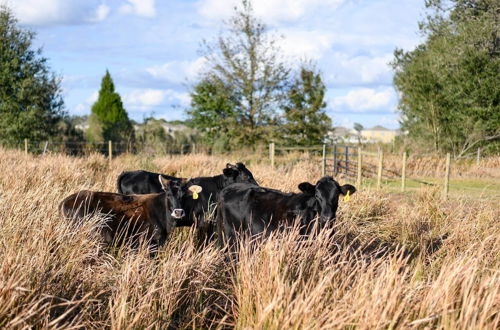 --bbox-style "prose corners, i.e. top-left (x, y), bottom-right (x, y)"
top-left (0, 148), bottom-right (498, 329)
